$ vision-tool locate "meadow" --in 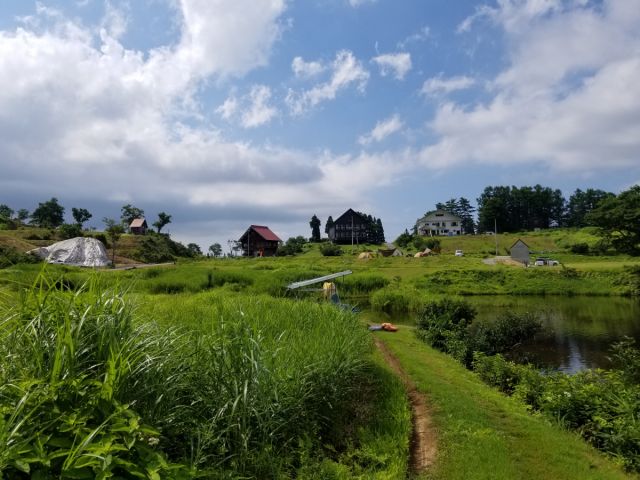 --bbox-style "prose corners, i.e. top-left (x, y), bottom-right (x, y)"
top-left (1, 228), bottom-right (639, 478)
